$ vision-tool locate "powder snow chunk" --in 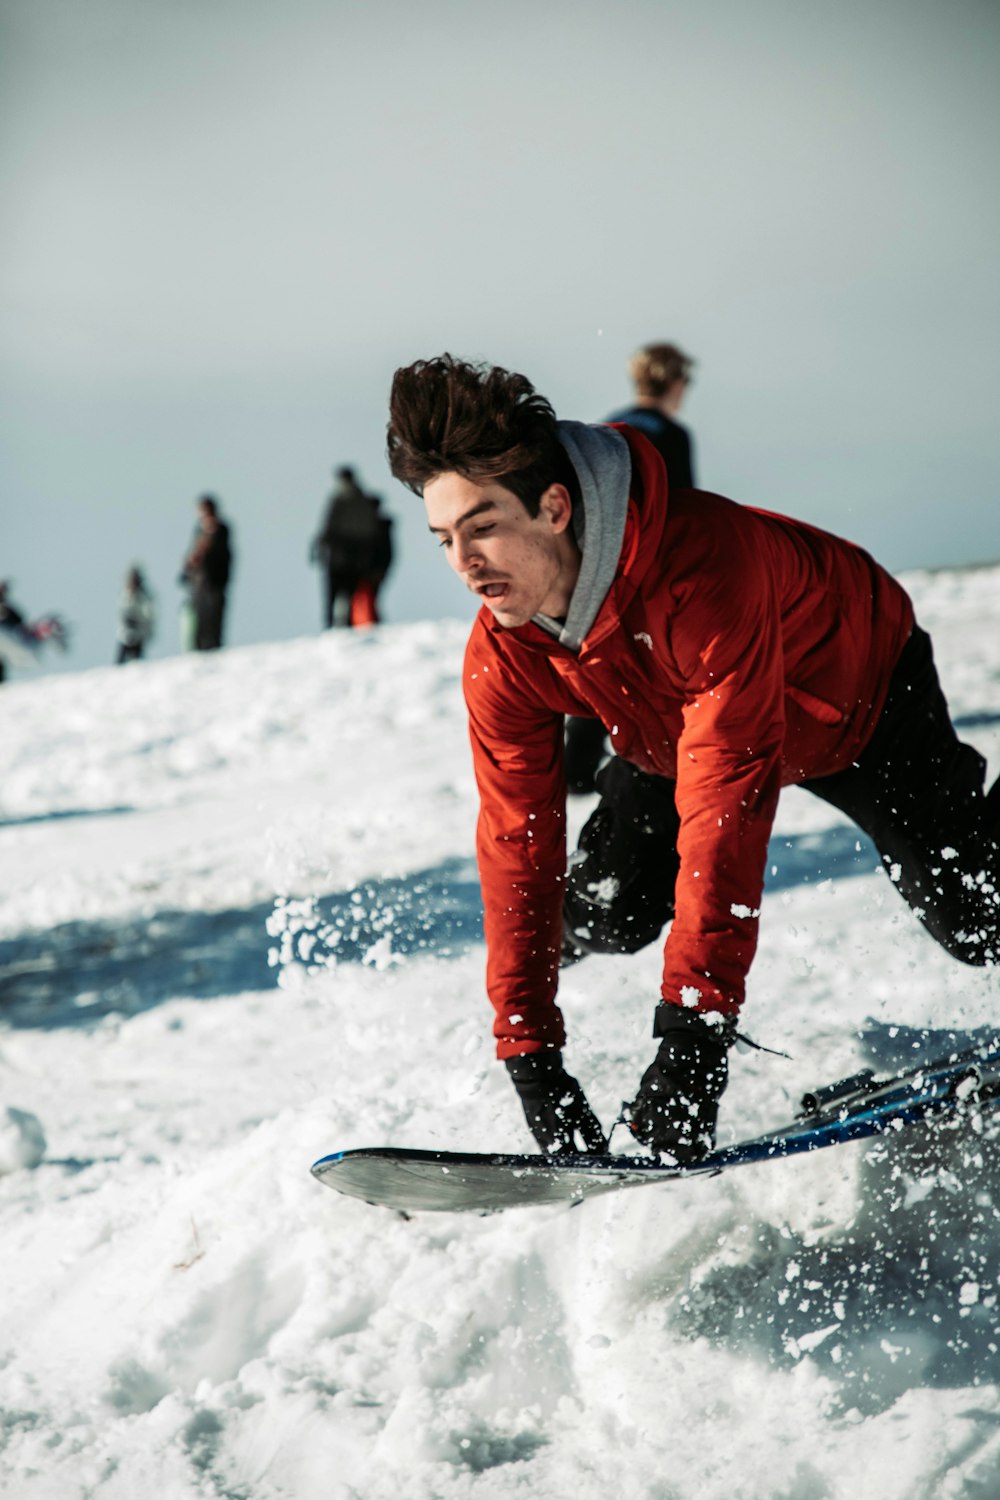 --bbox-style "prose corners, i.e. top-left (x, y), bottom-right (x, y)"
top-left (586, 877), bottom-right (620, 906)
top-left (960, 1282), bottom-right (980, 1306)
top-left (797, 1324), bottom-right (839, 1353)
top-left (0, 1106), bottom-right (46, 1173)
top-left (941, 846), bottom-right (959, 860)
top-left (730, 902), bottom-right (761, 919)
top-left (362, 934), bottom-right (396, 969)
top-left (679, 986), bottom-right (702, 1008)
top-left (633, 632), bottom-right (653, 650)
